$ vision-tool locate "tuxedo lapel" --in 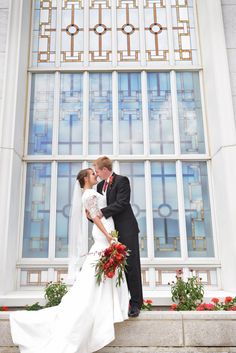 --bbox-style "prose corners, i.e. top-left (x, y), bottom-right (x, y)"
top-left (106, 172), bottom-right (116, 204)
